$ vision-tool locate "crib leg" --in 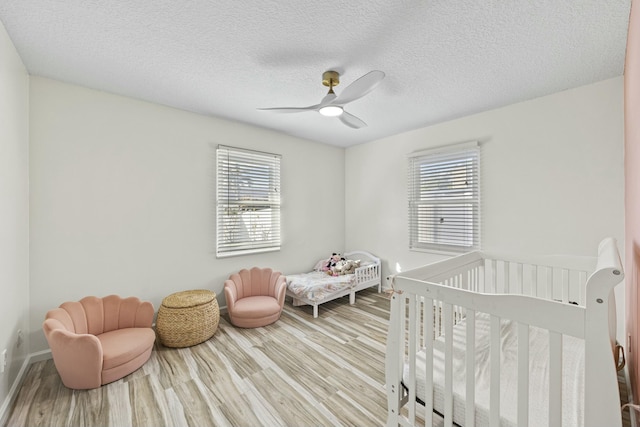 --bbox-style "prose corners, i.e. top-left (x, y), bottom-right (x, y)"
top-left (350, 291), bottom-right (356, 305)
top-left (313, 304), bottom-right (318, 318)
